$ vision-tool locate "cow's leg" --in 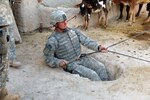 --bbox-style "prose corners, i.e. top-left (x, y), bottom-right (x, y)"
top-left (103, 8), bottom-right (108, 28)
top-left (86, 18), bottom-right (90, 30)
top-left (129, 4), bottom-right (136, 25)
top-left (143, 14), bottom-right (150, 24)
top-left (143, 3), bottom-right (150, 24)
top-left (84, 15), bottom-right (90, 30)
top-left (136, 4), bottom-right (143, 17)
top-left (96, 13), bottom-right (100, 28)
top-left (132, 8), bottom-right (136, 23)
top-left (129, 7), bottom-right (133, 25)
top-left (126, 5), bottom-right (130, 20)
top-left (118, 3), bottom-right (124, 20)
top-left (96, 11), bottom-right (102, 28)
top-left (82, 16), bottom-right (87, 29)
